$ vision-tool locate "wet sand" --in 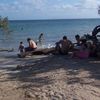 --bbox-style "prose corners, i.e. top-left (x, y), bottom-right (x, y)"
top-left (0, 53), bottom-right (100, 100)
